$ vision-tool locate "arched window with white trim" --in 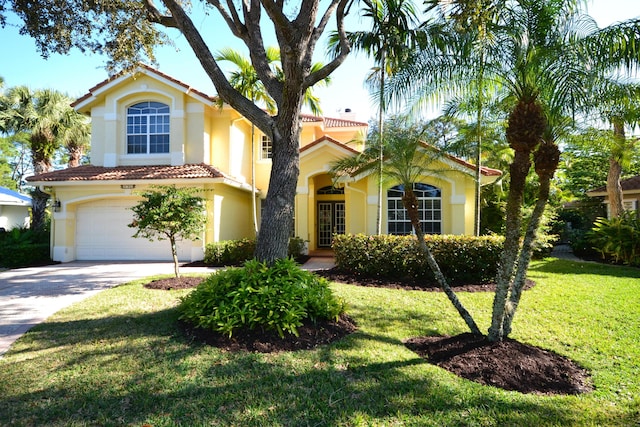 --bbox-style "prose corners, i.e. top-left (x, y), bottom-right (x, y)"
top-left (387, 183), bottom-right (442, 235)
top-left (126, 101), bottom-right (170, 154)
